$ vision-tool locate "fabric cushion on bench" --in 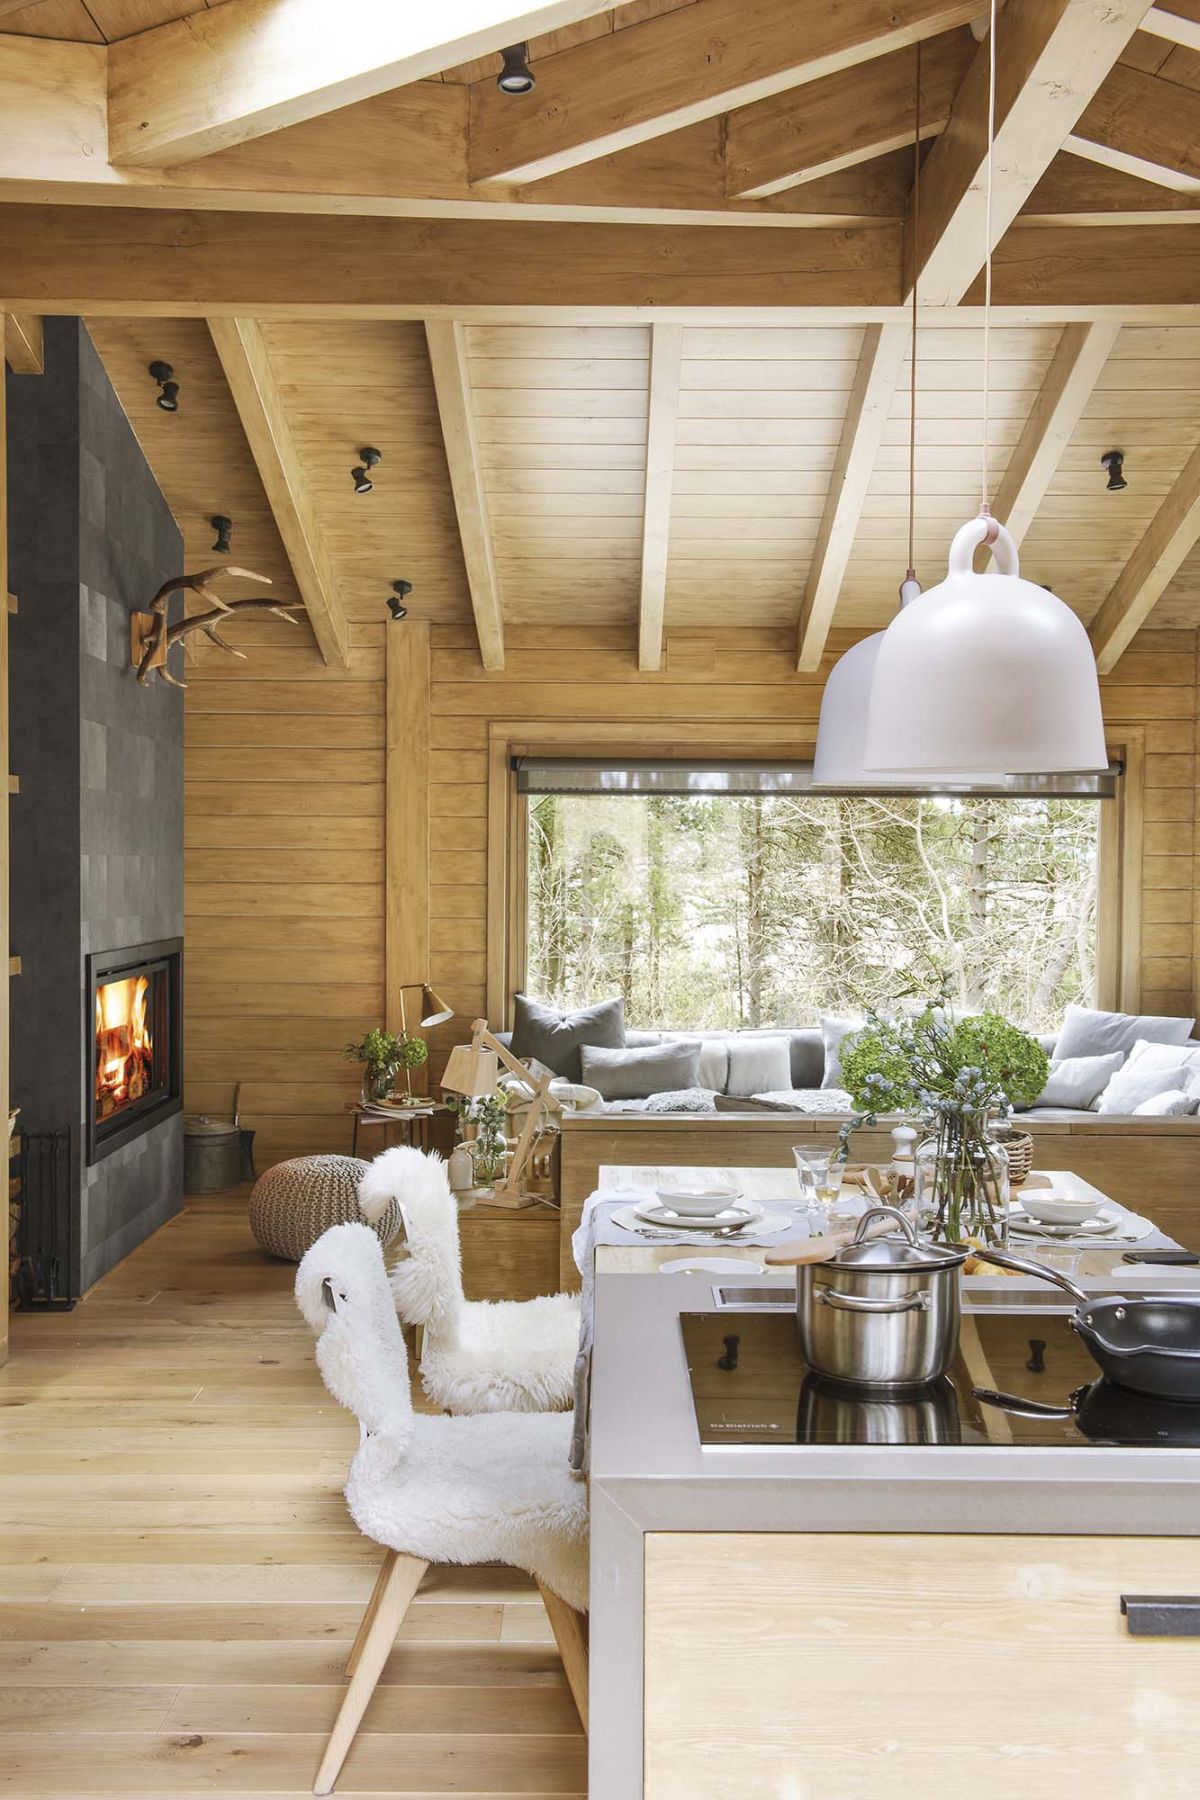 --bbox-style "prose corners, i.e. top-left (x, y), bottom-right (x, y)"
top-left (510, 992), bottom-right (625, 1083)
top-left (726, 1035), bottom-right (791, 1098)
top-left (1034, 1052), bottom-right (1125, 1111)
top-left (820, 1014), bottom-right (867, 1089)
top-left (1095, 1060), bottom-right (1195, 1115)
top-left (1133, 1088), bottom-right (1198, 1117)
top-left (580, 1038), bottom-right (702, 1100)
top-left (1053, 1003), bottom-right (1194, 1062)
